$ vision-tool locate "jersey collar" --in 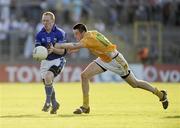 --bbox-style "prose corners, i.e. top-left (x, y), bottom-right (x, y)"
top-left (42, 24), bottom-right (56, 32)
